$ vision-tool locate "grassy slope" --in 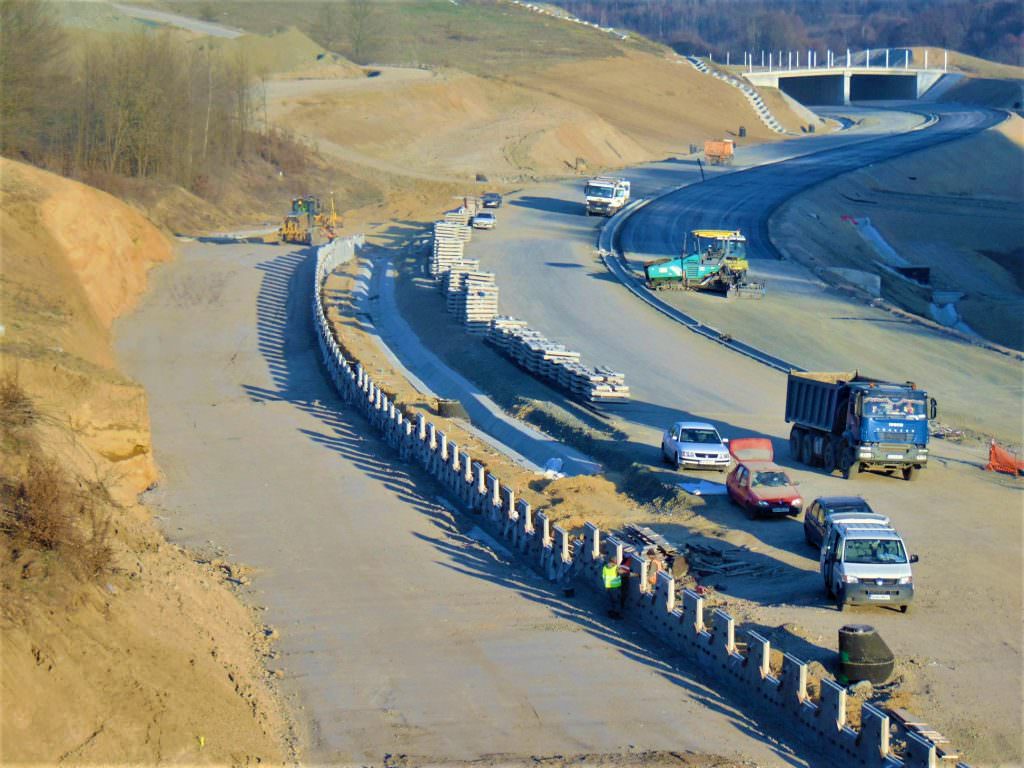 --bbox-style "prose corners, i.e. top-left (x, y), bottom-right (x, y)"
top-left (156, 0), bottom-right (645, 73)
